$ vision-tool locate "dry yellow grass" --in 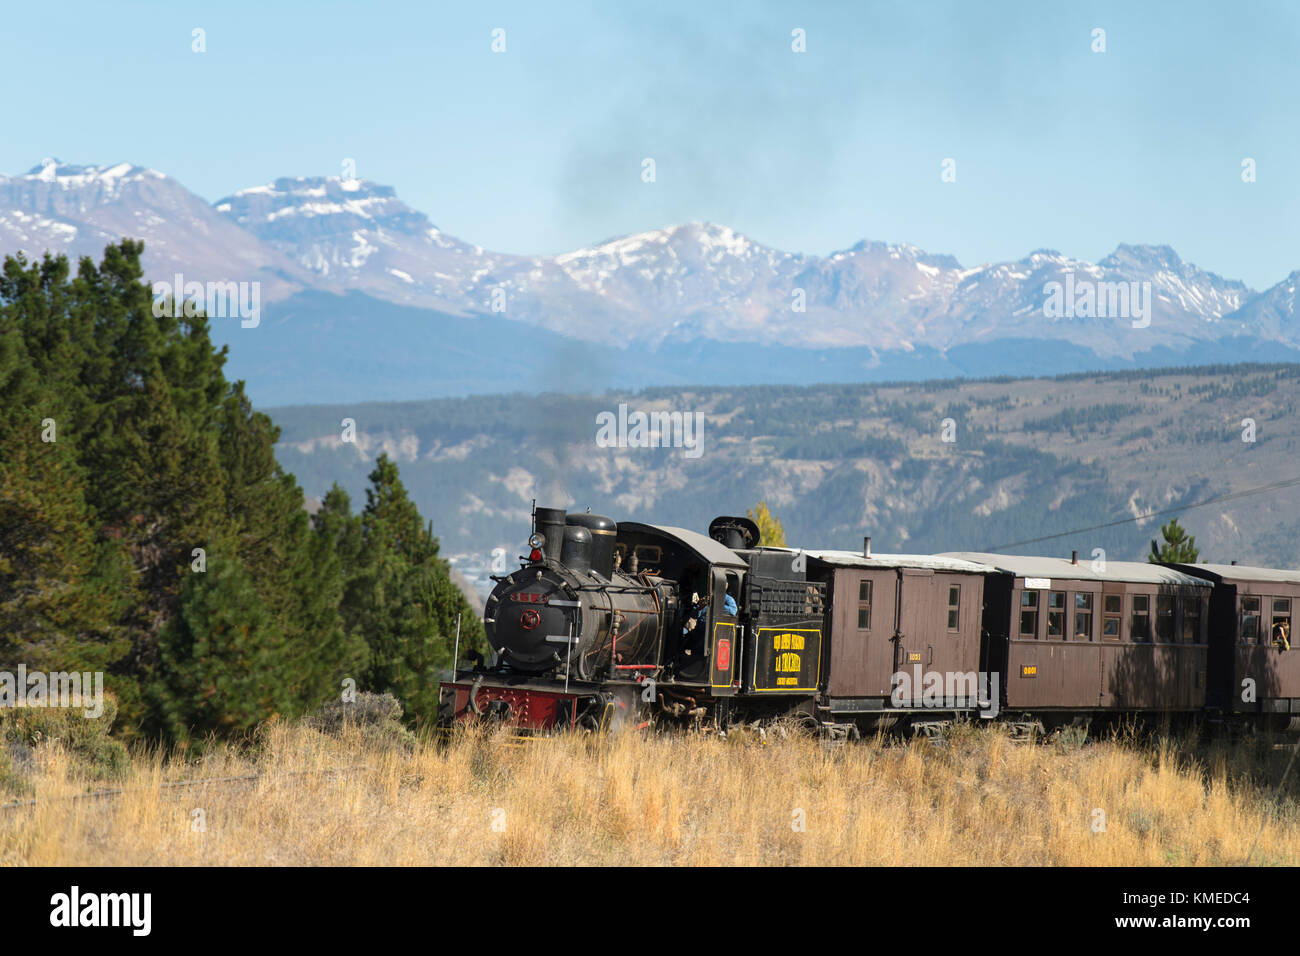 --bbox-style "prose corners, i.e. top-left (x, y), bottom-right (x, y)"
top-left (1, 720), bottom-right (1297, 866)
